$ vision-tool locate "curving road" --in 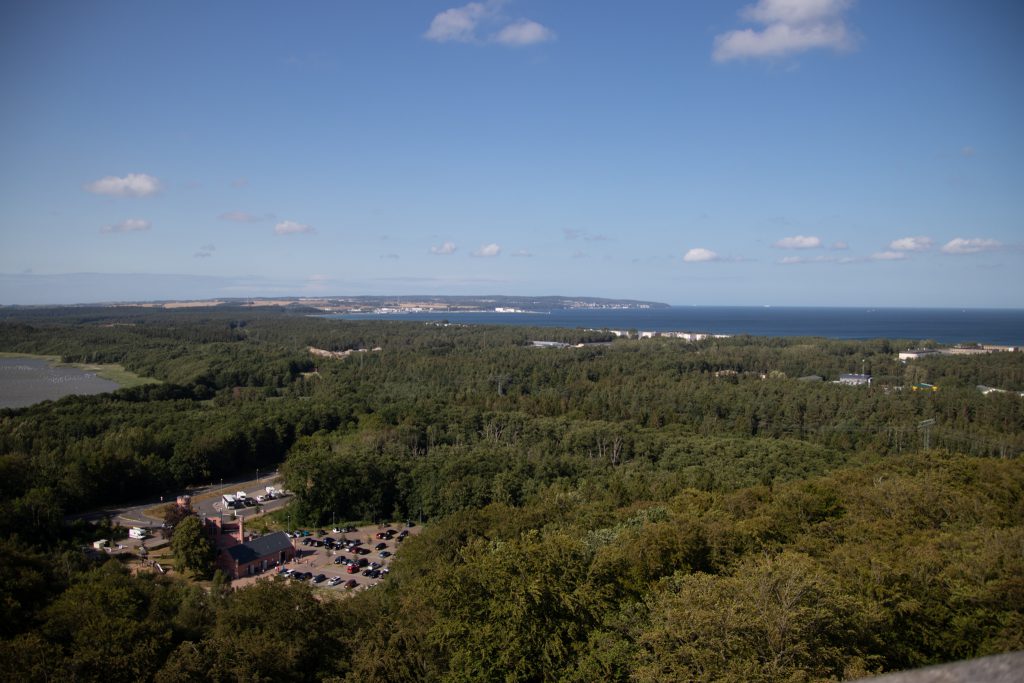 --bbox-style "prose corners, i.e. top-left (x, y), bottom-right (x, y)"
top-left (70, 473), bottom-right (287, 529)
